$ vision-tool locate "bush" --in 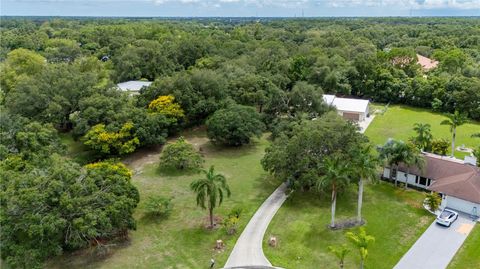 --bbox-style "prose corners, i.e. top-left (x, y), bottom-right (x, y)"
top-left (223, 207), bottom-right (243, 235)
top-left (144, 196), bottom-right (173, 217)
top-left (159, 137), bottom-right (203, 170)
top-left (431, 138), bottom-right (449, 155)
top-left (425, 193), bottom-right (442, 212)
top-left (206, 105), bottom-right (264, 146)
